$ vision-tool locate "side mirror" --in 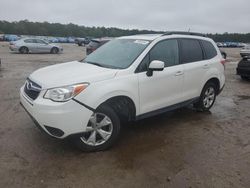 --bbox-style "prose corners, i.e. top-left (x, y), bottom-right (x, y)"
top-left (147, 60), bottom-right (164, 76)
